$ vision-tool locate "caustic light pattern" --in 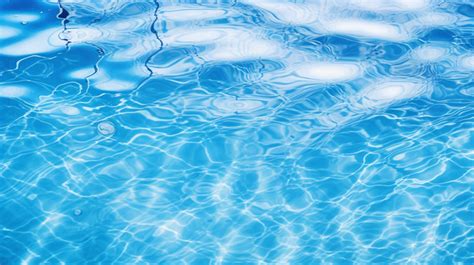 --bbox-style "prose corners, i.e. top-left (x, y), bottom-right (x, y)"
top-left (0, 0), bottom-right (473, 264)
